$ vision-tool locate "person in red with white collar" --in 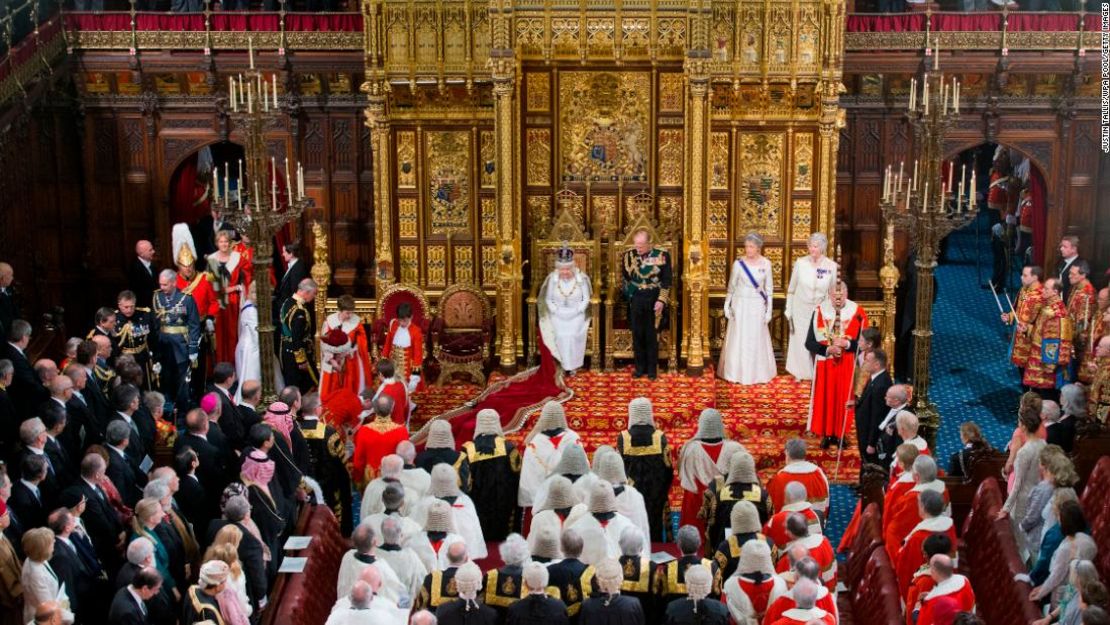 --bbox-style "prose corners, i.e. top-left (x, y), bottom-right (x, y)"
top-left (763, 482), bottom-right (822, 550)
top-left (904, 533), bottom-right (953, 625)
top-left (767, 438), bottom-right (829, 518)
top-left (773, 514), bottom-right (836, 592)
top-left (369, 359), bottom-right (411, 426)
top-left (380, 302), bottom-right (424, 393)
top-left (916, 554), bottom-right (975, 625)
top-left (885, 455), bottom-right (948, 561)
top-left (767, 579), bottom-right (834, 625)
top-left (765, 555), bottom-right (839, 625)
top-left (896, 489), bottom-right (957, 597)
top-left (722, 539), bottom-right (785, 625)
